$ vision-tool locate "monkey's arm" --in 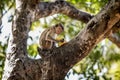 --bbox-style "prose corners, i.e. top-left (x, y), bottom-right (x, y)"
top-left (48, 35), bottom-right (63, 43)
